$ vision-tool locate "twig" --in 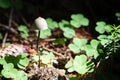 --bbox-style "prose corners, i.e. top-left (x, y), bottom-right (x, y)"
top-left (2, 33), bottom-right (8, 48)
top-left (21, 15), bottom-right (31, 28)
top-left (2, 8), bottom-right (14, 47)
top-left (0, 23), bottom-right (18, 34)
top-left (41, 46), bottom-right (65, 58)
